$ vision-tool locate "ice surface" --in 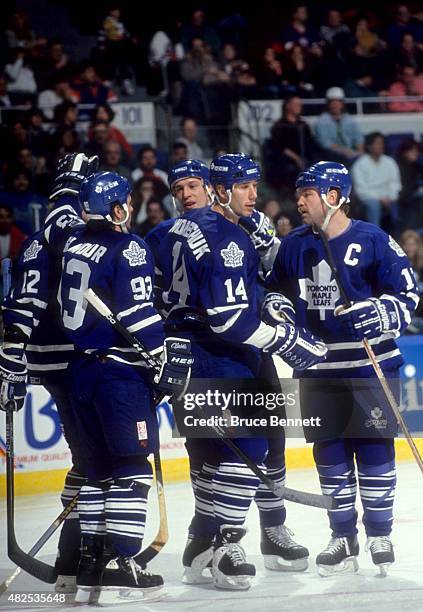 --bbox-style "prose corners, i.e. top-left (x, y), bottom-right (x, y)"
top-left (1, 462), bottom-right (422, 611)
